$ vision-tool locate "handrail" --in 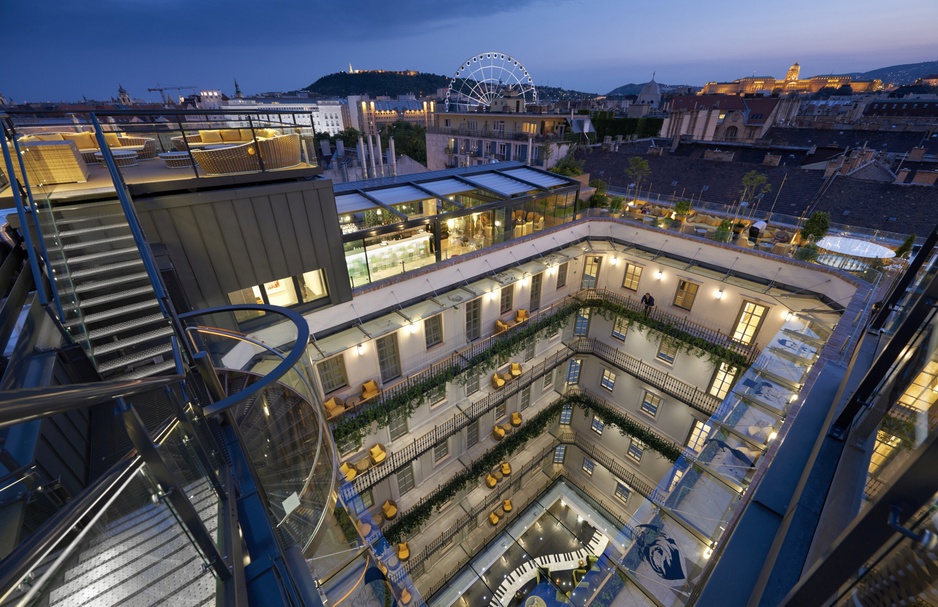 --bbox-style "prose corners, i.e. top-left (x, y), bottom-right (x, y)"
top-left (0, 375), bottom-right (184, 429)
top-left (178, 304), bottom-right (310, 416)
